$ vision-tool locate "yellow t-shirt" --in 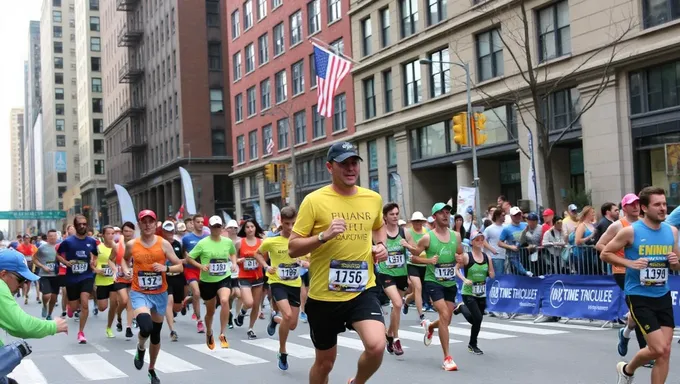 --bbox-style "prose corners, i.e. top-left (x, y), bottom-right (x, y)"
top-left (260, 235), bottom-right (301, 288)
top-left (292, 185), bottom-right (384, 302)
top-left (95, 244), bottom-right (115, 287)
